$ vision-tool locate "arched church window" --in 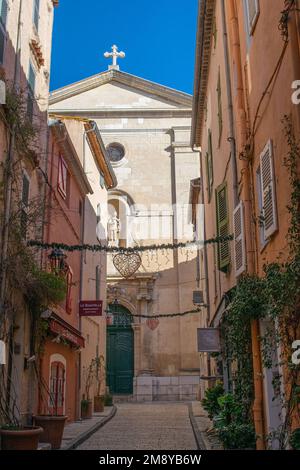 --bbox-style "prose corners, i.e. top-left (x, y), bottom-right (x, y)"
top-left (106, 143), bottom-right (125, 163)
